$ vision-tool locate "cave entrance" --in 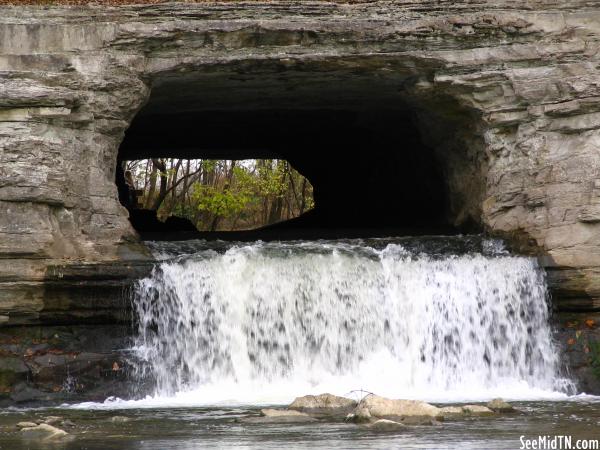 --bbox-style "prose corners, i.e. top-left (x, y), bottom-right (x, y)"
top-left (117, 62), bottom-right (486, 240)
